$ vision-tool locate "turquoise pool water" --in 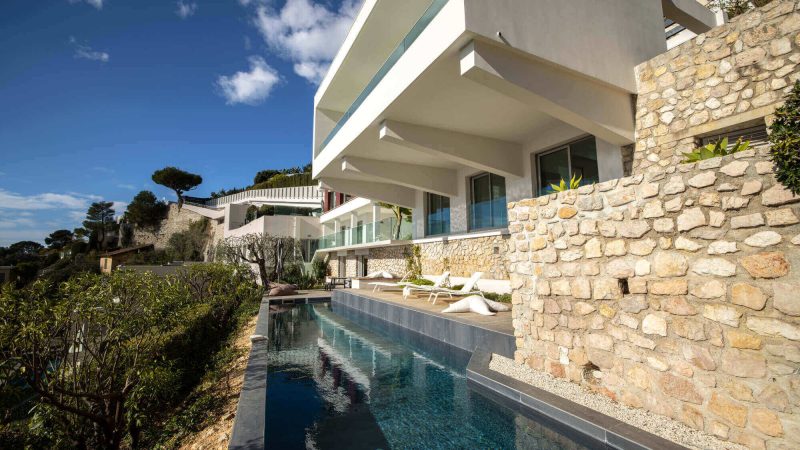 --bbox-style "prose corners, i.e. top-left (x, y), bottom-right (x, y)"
top-left (265, 303), bottom-right (595, 449)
